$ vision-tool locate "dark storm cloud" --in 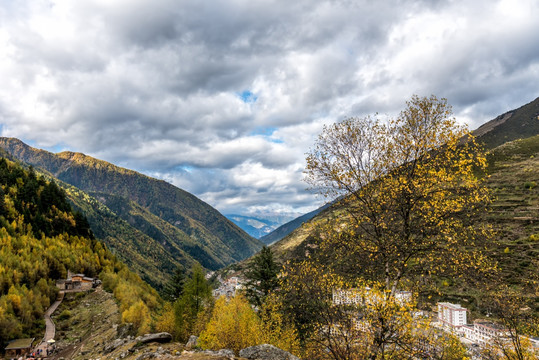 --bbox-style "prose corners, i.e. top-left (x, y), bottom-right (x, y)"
top-left (1, 0), bottom-right (538, 215)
